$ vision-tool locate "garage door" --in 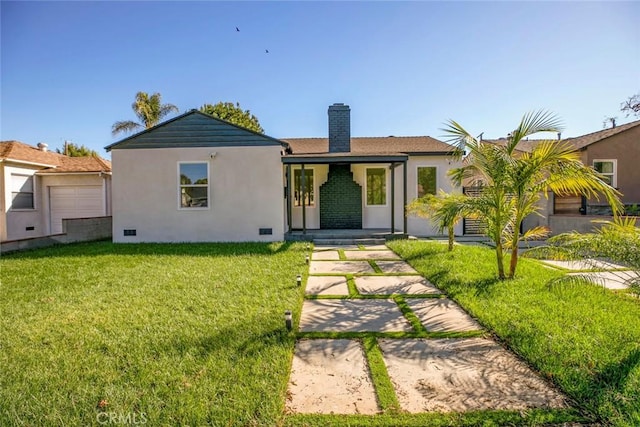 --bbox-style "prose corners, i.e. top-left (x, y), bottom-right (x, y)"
top-left (50, 186), bottom-right (104, 234)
